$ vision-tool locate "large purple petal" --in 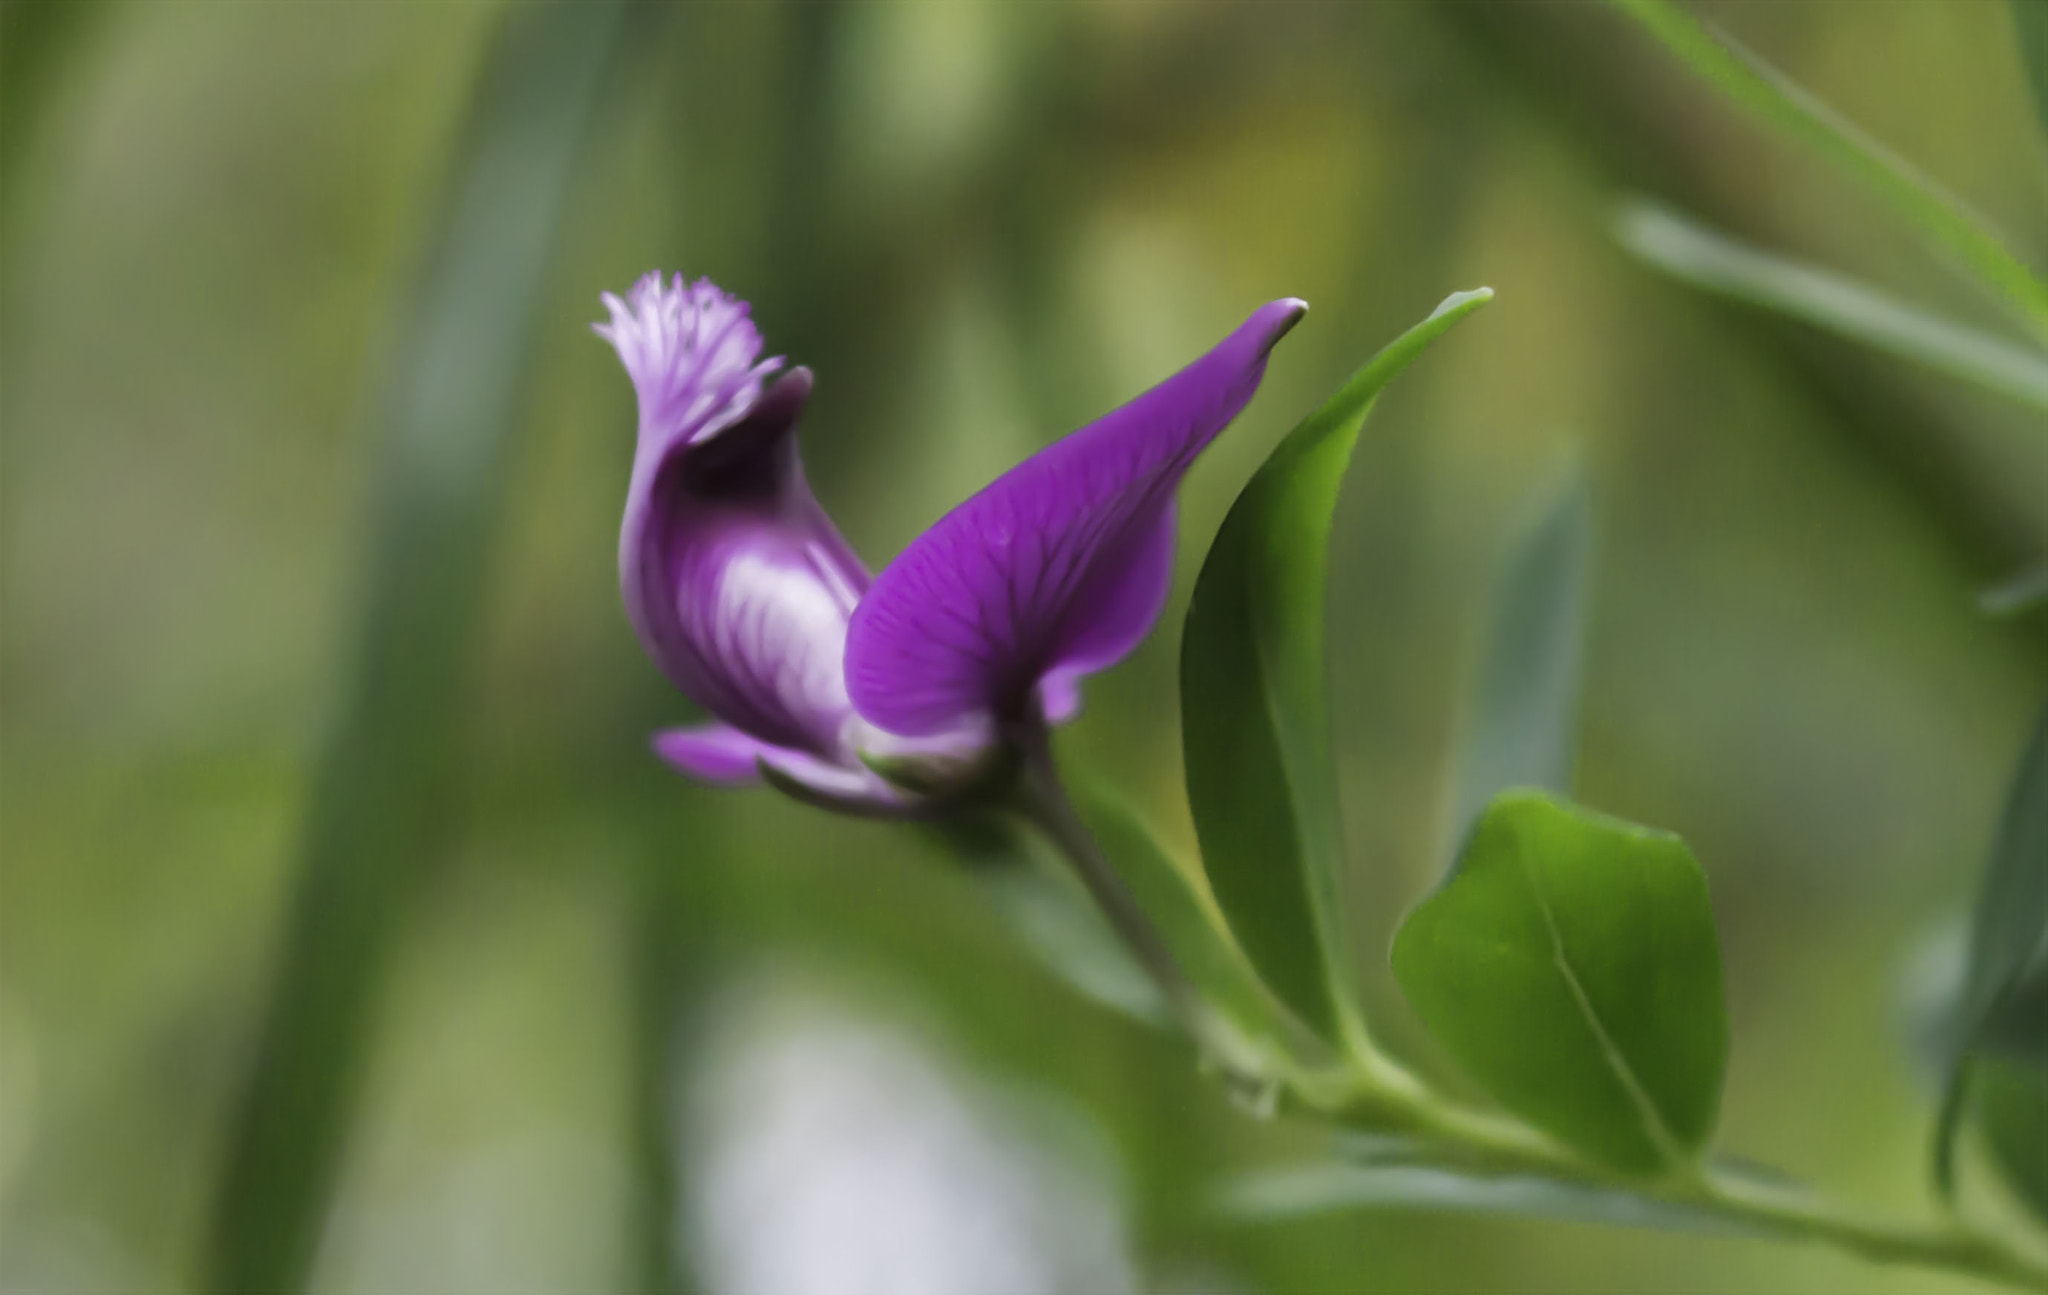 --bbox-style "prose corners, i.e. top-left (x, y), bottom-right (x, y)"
top-left (844, 298), bottom-right (1307, 737)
